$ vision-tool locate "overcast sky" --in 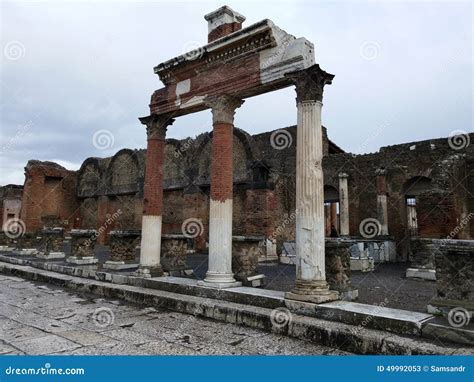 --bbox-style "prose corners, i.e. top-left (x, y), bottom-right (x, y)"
top-left (1, 0), bottom-right (472, 185)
